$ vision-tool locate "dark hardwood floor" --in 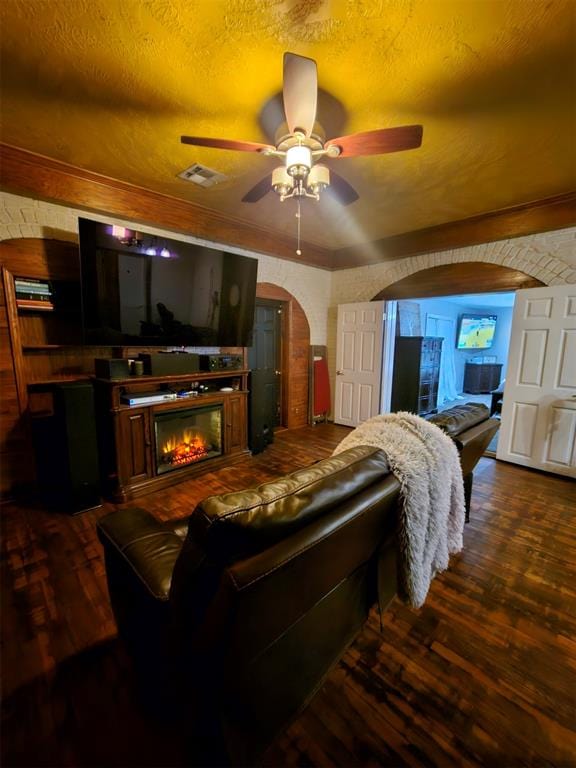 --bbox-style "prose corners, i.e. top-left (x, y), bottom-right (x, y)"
top-left (1, 424), bottom-right (575, 767)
